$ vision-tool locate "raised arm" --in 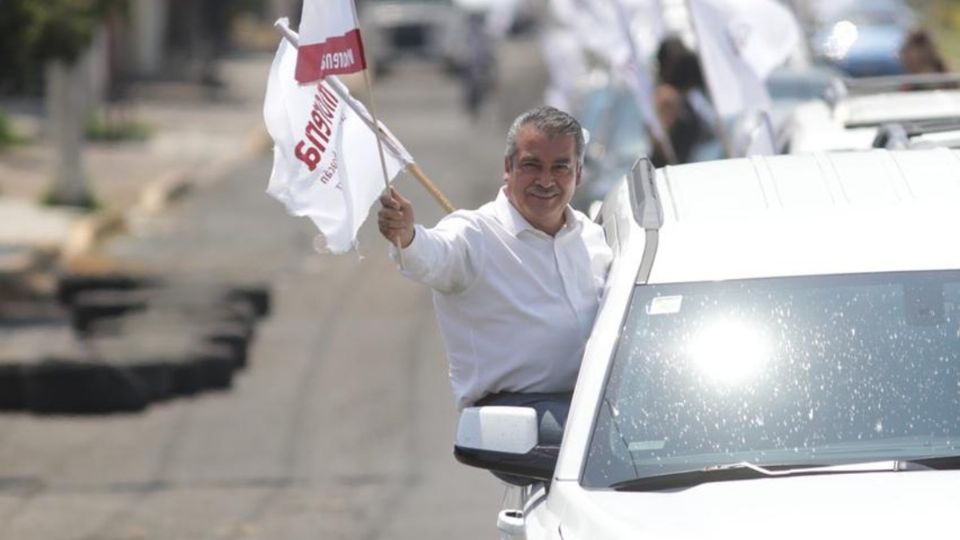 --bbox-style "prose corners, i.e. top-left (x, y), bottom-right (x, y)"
top-left (378, 187), bottom-right (482, 294)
